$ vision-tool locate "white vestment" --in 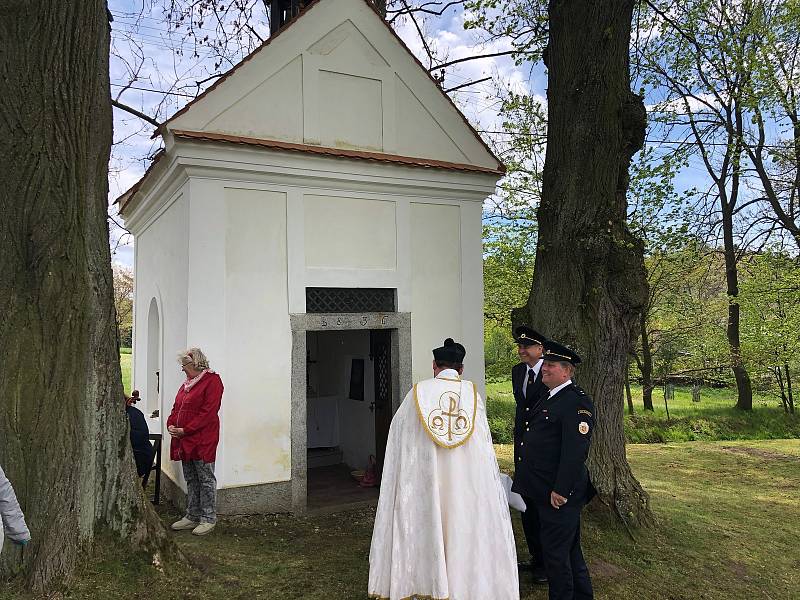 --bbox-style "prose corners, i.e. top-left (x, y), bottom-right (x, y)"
top-left (368, 371), bottom-right (519, 600)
